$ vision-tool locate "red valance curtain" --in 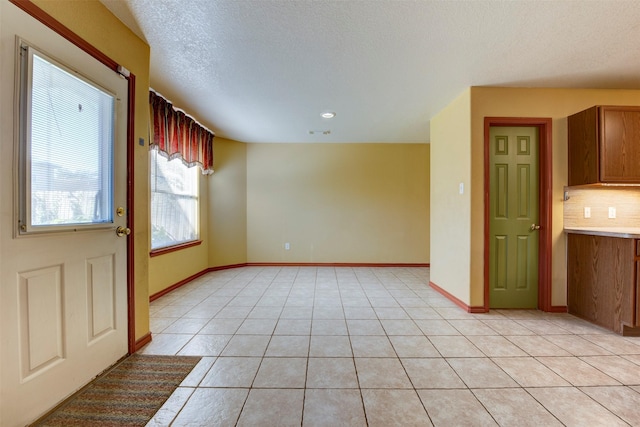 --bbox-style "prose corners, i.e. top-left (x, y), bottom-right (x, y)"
top-left (149, 90), bottom-right (214, 175)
